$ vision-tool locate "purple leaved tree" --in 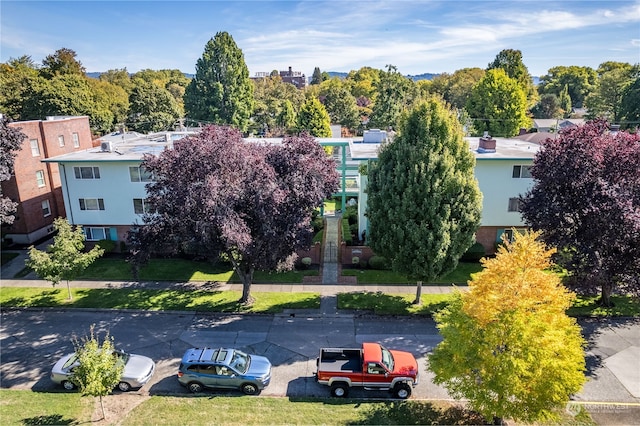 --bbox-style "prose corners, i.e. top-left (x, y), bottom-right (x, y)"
top-left (520, 119), bottom-right (640, 306)
top-left (0, 117), bottom-right (26, 225)
top-left (128, 125), bottom-right (339, 304)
